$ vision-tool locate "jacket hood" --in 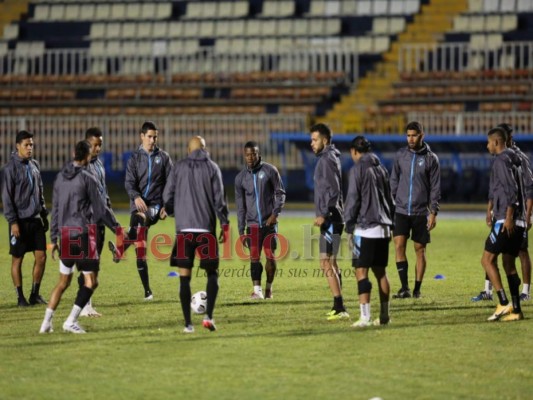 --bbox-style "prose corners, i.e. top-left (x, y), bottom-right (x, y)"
top-left (409, 142), bottom-right (430, 155)
top-left (359, 152), bottom-right (380, 167)
top-left (11, 151), bottom-right (30, 164)
top-left (317, 144), bottom-right (341, 158)
top-left (504, 147), bottom-right (522, 167)
top-left (61, 161), bottom-right (85, 180)
top-left (188, 149), bottom-right (209, 161)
